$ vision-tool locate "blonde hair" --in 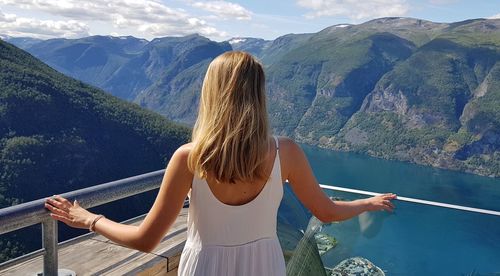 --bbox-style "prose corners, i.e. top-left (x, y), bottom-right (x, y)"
top-left (188, 51), bottom-right (269, 183)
